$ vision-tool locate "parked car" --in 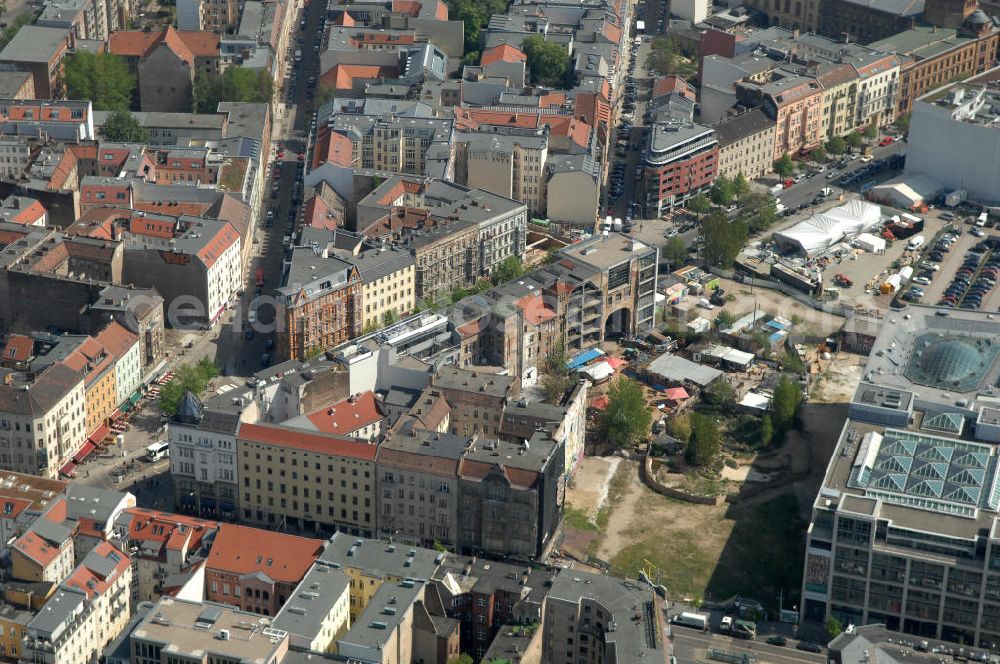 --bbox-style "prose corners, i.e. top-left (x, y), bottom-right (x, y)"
top-left (766, 636), bottom-right (787, 647)
top-left (797, 642), bottom-right (825, 653)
